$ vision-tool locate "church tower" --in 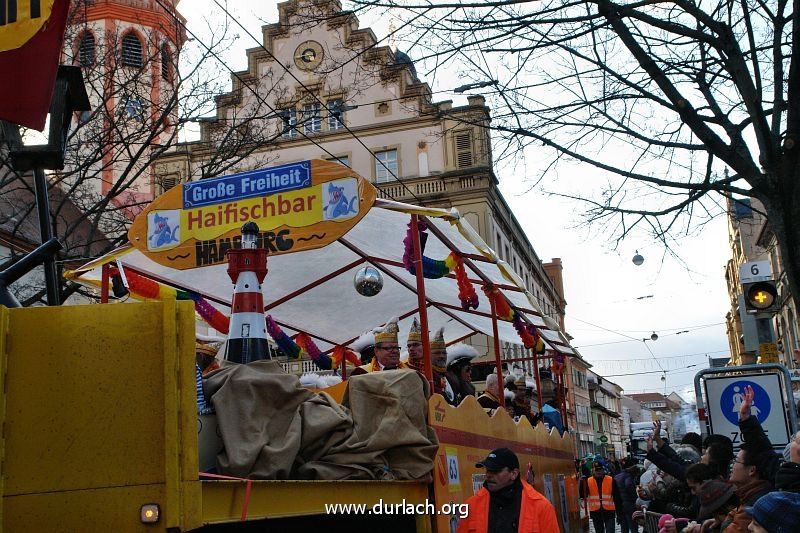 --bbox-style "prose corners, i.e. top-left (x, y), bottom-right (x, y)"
top-left (62, 0), bottom-right (186, 217)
